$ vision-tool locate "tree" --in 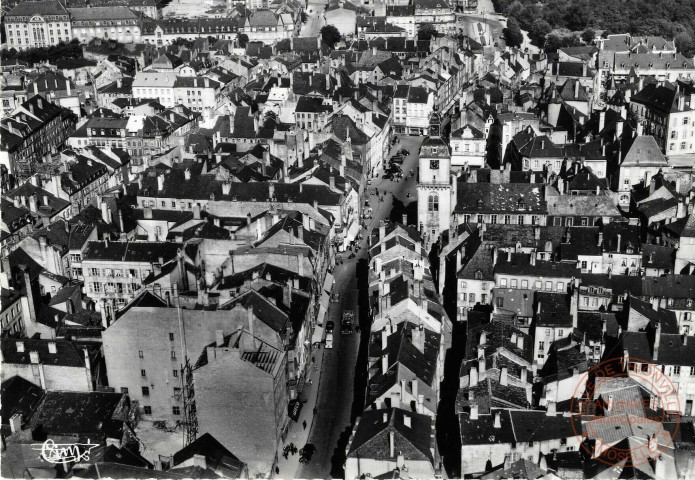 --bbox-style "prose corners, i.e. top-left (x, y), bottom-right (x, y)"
top-left (503, 17), bottom-right (524, 48)
top-left (530, 19), bottom-right (552, 47)
top-left (237, 33), bottom-right (249, 48)
top-left (581, 28), bottom-right (596, 44)
top-left (418, 23), bottom-right (438, 41)
top-left (544, 33), bottom-right (563, 52)
top-left (300, 11), bottom-right (308, 23)
top-left (320, 25), bottom-right (341, 48)
top-left (676, 31), bottom-right (693, 55)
